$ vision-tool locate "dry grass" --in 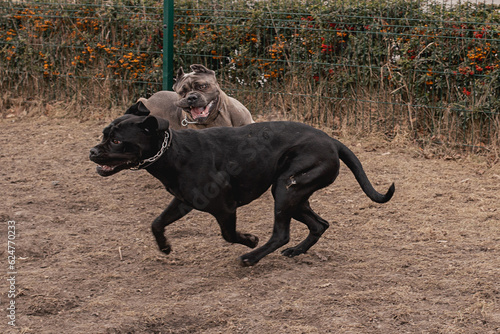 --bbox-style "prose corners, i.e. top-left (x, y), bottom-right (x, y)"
top-left (228, 77), bottom-right (500, 161)
top-left (1, 71), bottom-right (499, 162)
